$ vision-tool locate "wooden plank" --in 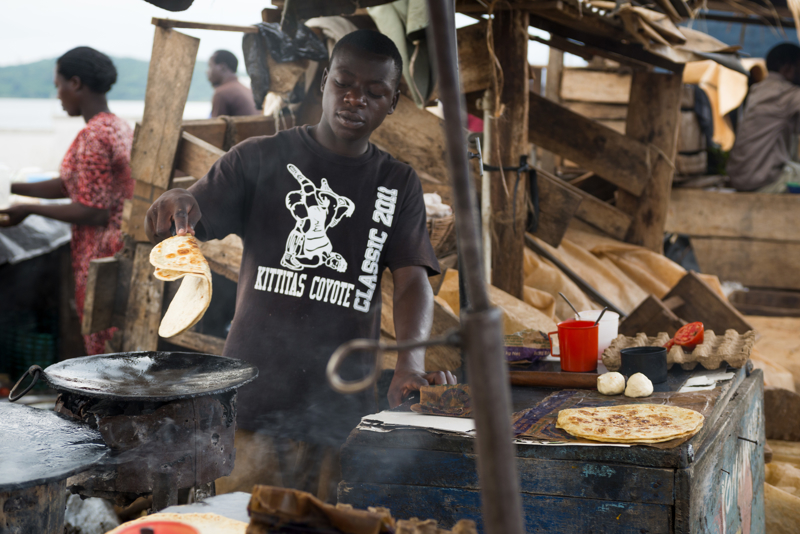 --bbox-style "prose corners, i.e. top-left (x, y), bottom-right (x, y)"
top-left (729, 289), bottom-right (800, 317)
top-left (563, 101), bottom-right (628, 120)
top-left (457, 22), bottom-right (492, 94)
top-left (341, 447), bottom-right (675, 505)
top-left (619, 295), bottom-right (685, 337)
top-left (692, 237), bottom-right (800, 291)
top-left (224, 115), bottom-right (279, 149)
top-left (372, 94), bottom-right (448, 183)
top-left (152, 17), bottom-right (258, 33)
top-left (532, 169), bottom-right (583, 247)
top-left (169, 330), bottom-right (226, 355)
top-left (340, 447), bottom-right (675, 505)
top-left (663, 271), bottom-right (753, 334)
top-left (129, 27), bottom-right (199, 190)
top-left (539, 46), bottom-right (563, 175)
top-left (666, 189), bottom-right (800, 242)
top-left (528, 92), bottom-right (652, 196)
top-left (617, 69), bottom-right (683, 251)
top-left (122, 243), bottom-right (164, 352)
top-left (489, 9), bottom-right (530, 298)
top-left (339, 483), bottom-right (672, 534)
top-left (198, 235), bottom-right (243, 283)
top-left (560, 69), bottom-right (631, 104)
top-left (175, 131), bottom-right (226, 182)
top-left (171, 176), bottom-right (199, 189)
top-left (182, 118), bottom-right (227, 149)
top-left (573, 191), bottom-right (632, 241)
top-left (81, 257), bottom-right (120, 336)
top-left (675, 151), bottom-right (707, 175)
